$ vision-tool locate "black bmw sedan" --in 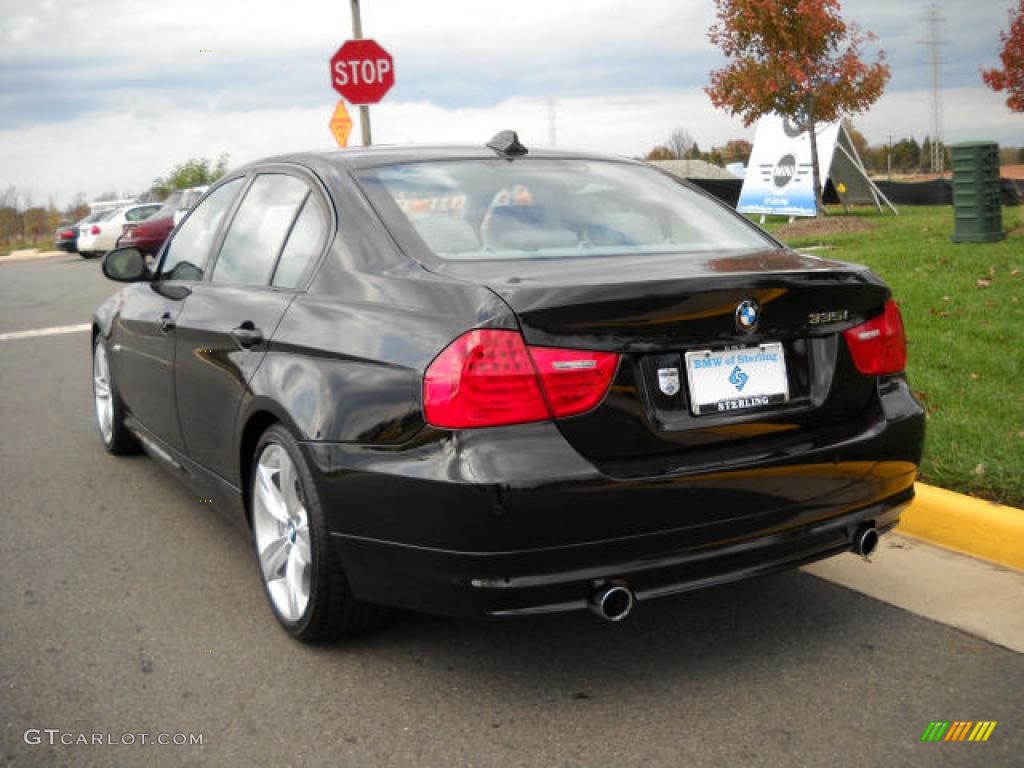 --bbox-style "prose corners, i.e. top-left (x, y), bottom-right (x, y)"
top-left (93, 133), bottom-right (924, 642)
